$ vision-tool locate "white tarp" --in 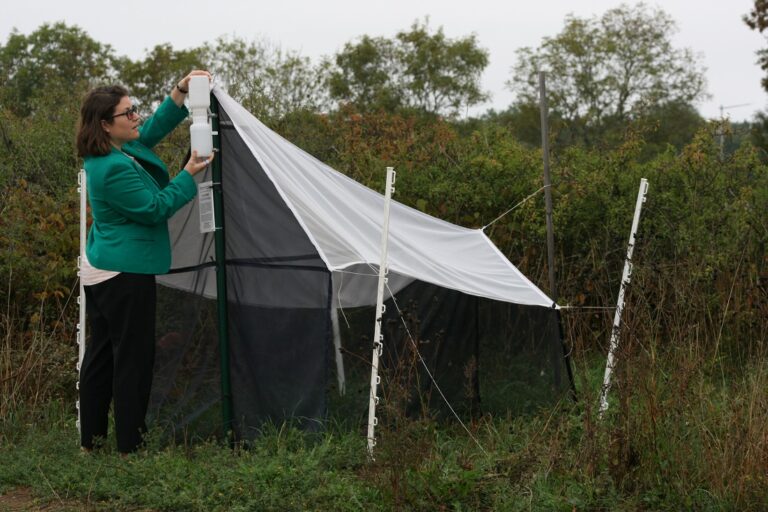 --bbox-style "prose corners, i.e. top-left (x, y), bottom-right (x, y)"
top-left (213, 87), bottom-right (555, 309)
